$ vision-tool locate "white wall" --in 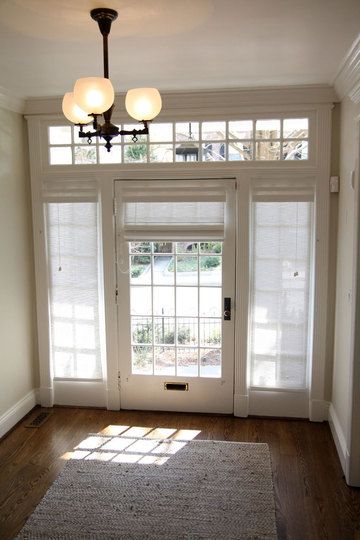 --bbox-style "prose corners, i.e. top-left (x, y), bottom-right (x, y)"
top-left (331, 95), bottom-right (360, 485)
top-left (0, 105), bottom-right (38, 434)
